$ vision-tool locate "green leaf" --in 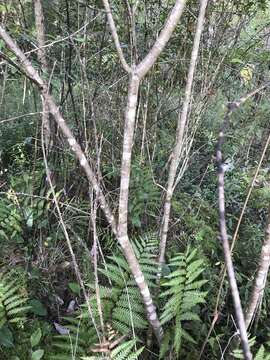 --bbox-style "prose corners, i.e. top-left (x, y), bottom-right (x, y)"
top-left (230, 58), bottom-right (244, 64)
top-left (0, 326), bottom-right (14, 348)
top-left (31, 349), bottom-right (44, 360)
top-left (31, 328), bottom-right (42, 347)
top-left (68, 282), bottom-right (80, 295)
top-left (25, 208), bottom-right (34, 228)
top-left (29, 300), bottom-right (47, 316)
